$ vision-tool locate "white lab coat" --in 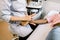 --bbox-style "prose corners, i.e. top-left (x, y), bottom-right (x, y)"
top-left (1, 0), bottom-right (32, 37)
top-left (1, 0), bottom-right (41, 37)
